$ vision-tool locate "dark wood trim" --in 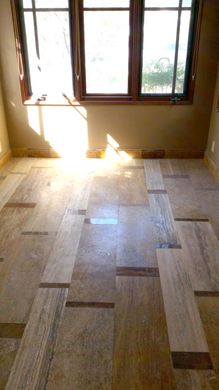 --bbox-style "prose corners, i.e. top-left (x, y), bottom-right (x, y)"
top-left (11, 0), bottom-right (203, 105)
top-left (186, 0), bottom-right (203, 103)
